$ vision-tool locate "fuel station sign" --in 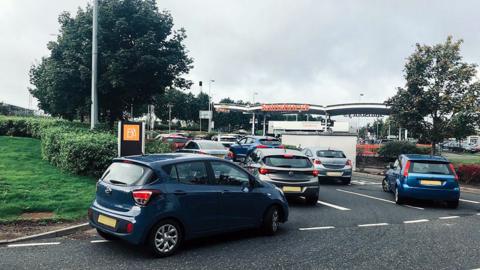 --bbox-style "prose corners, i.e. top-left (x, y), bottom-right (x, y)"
top-left (118, 121), bottom-right (145, 157)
